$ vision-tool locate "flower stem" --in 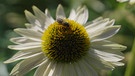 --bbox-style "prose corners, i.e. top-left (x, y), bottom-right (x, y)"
top-left (125, 38), bottom-right (135, 76)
